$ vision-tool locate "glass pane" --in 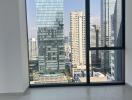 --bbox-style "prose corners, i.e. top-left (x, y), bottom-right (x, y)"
top-left (27, 0), bottom-right (86, 85)
top-left (89, 50), bottom-right (124, 82)
top-left (90, 0), bottom-right (122, 47)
